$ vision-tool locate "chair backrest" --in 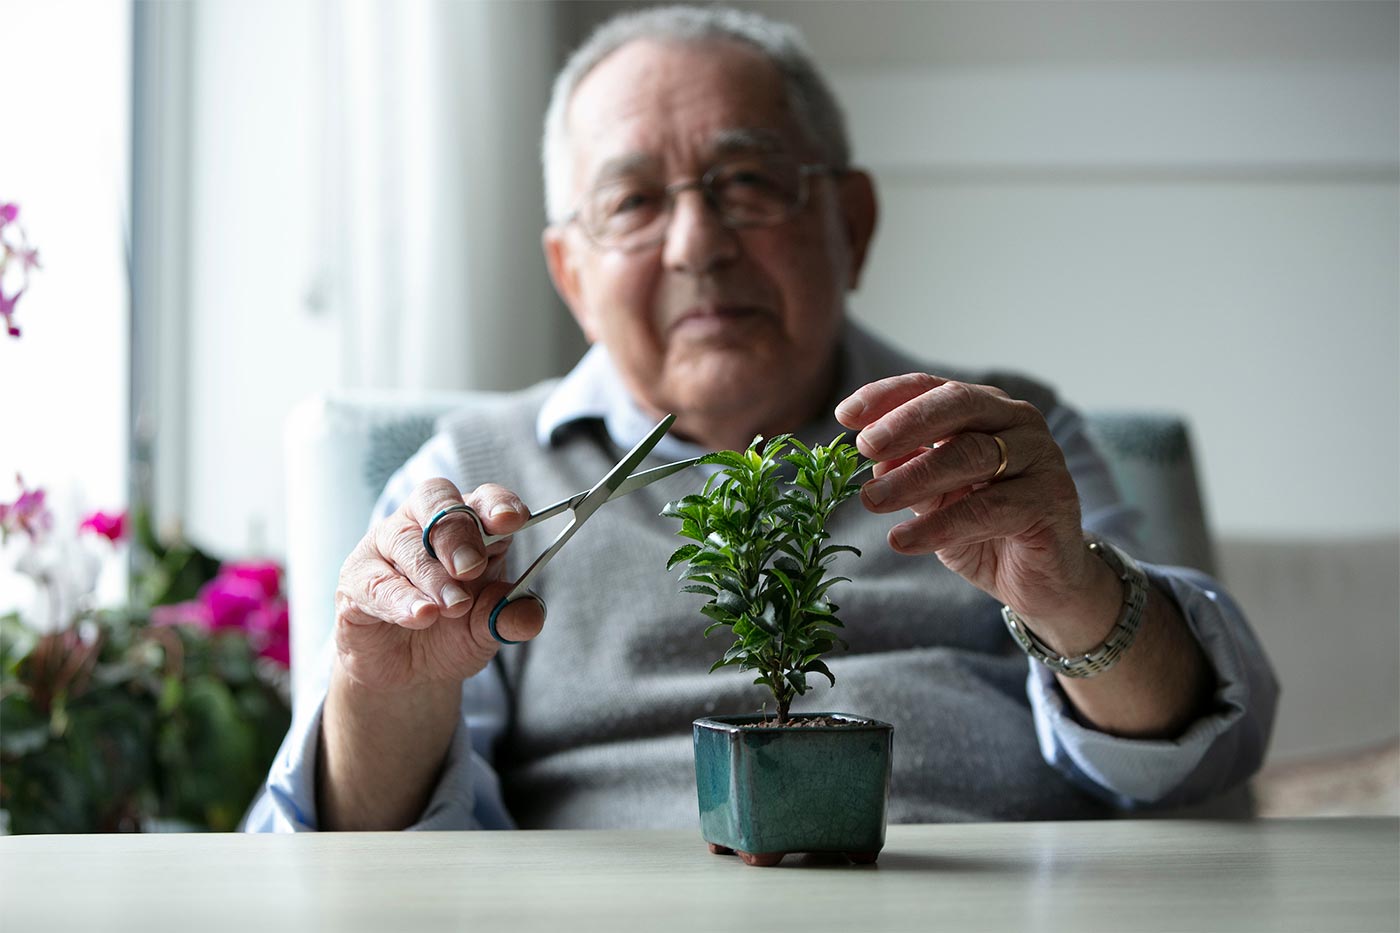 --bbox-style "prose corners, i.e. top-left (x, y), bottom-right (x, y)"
top-left (283, 391), bottom-right (483, 704)
top-left (283, 395), bottom-right (1216, 704)
top-left (1083, 411), bottom-right (1217, 576)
